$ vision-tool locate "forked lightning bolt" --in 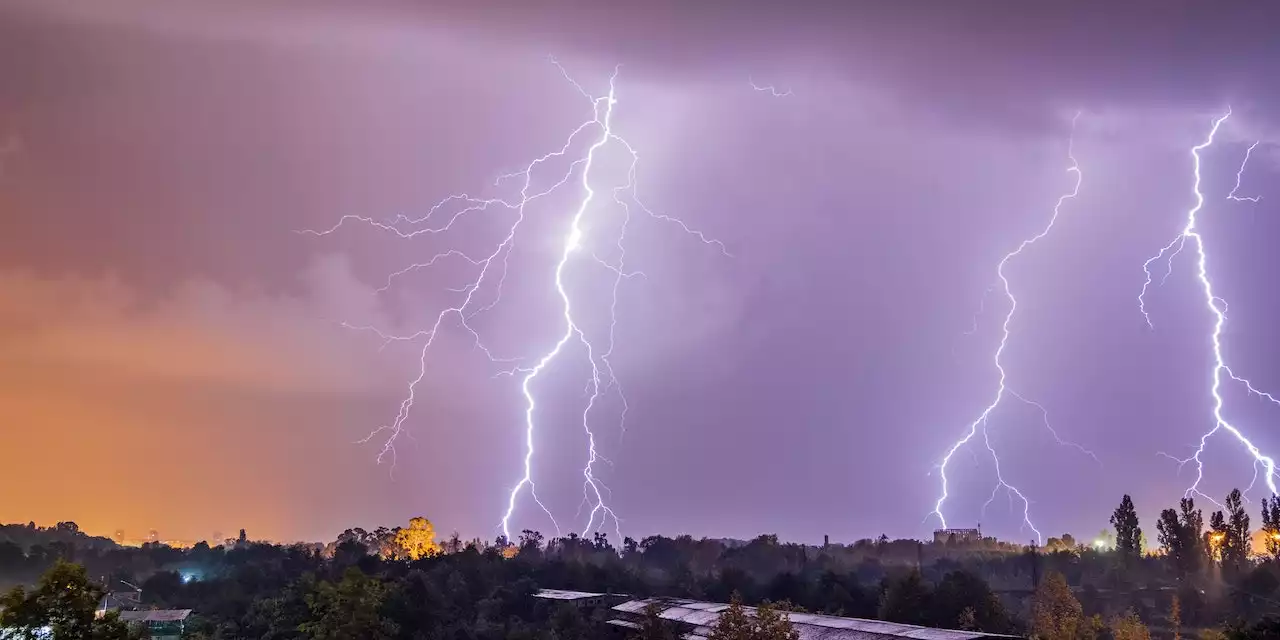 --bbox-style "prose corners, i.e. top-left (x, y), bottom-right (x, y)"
top-left (931, 113), bottom-right (1094, 544)
top-left (304, 60), bottom-right (725, 543)
top-left (1141, 109), bottom-right (1278, 504)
